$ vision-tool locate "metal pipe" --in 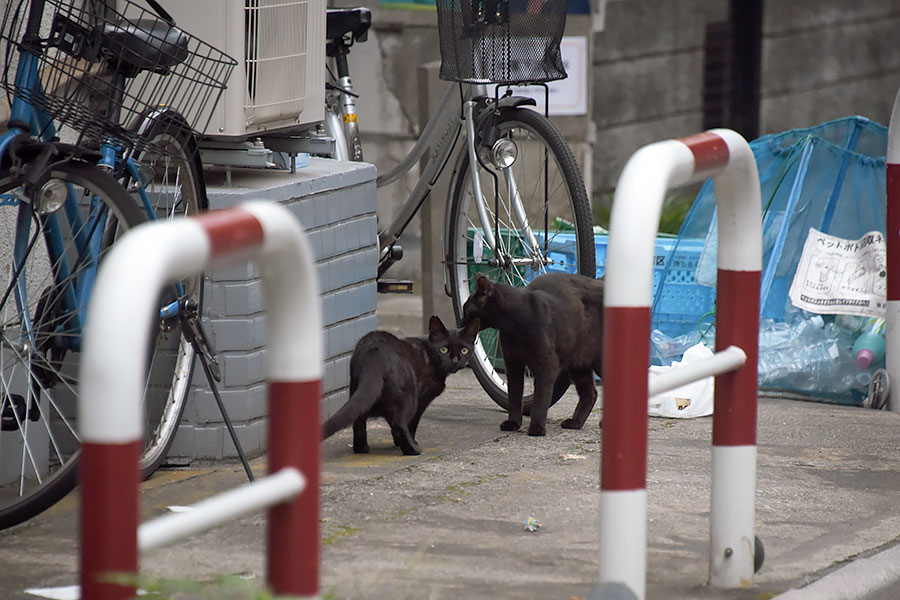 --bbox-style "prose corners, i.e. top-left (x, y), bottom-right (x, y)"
top-left (648, 345), bottom-right (746, 398)
top-left (463, 100), bottom-right (496, 256)
top-left (138, 468), bottom-right (305, 552)
top-left (377, 84), bottom-right (458, 188)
